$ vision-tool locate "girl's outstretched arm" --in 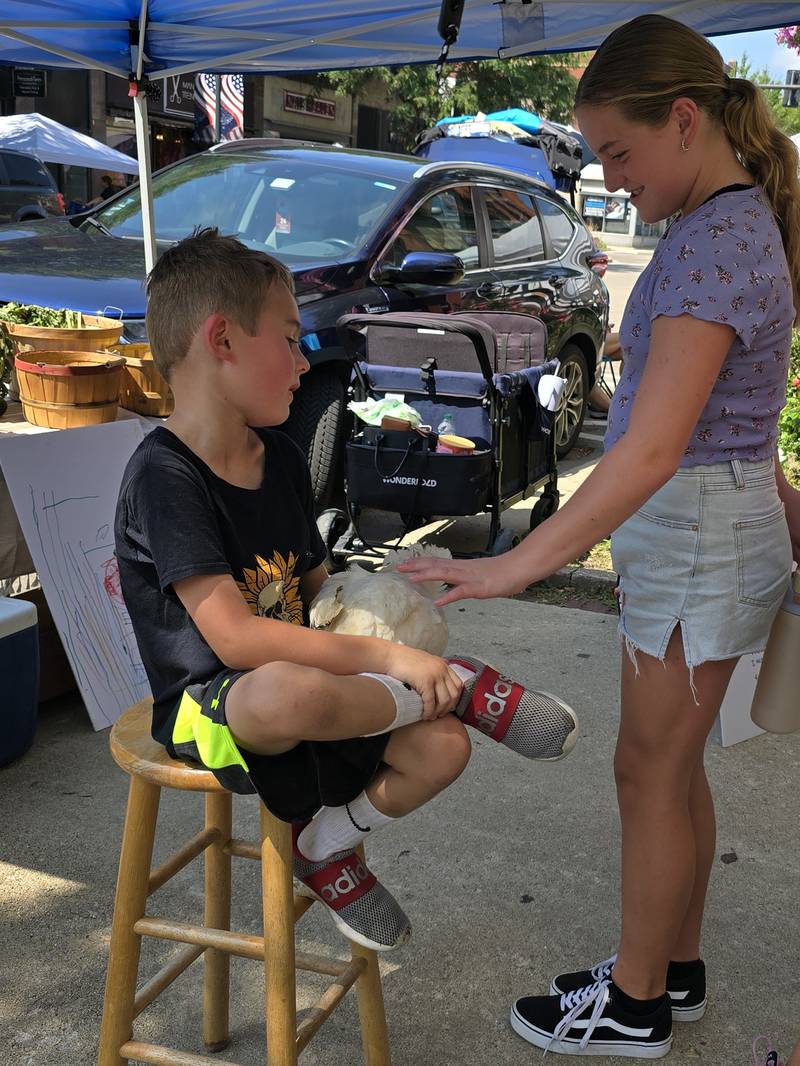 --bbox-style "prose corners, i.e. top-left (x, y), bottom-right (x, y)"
top-left (400, 313), bottom-right (735, 606)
